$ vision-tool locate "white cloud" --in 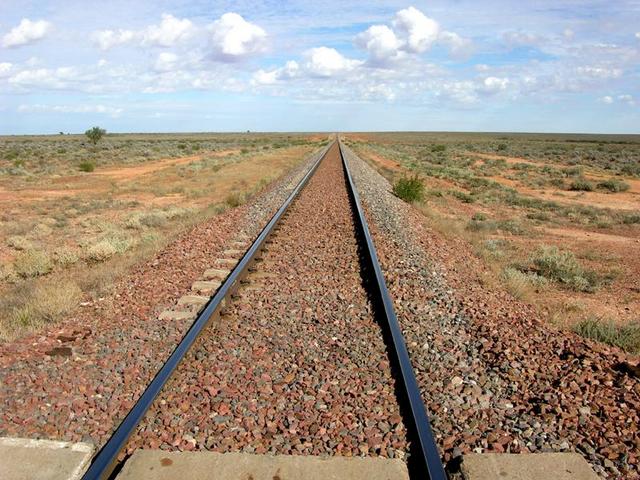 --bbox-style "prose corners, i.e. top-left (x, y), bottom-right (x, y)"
top-left (439, 31), bottom-right (474, 59)
top-left (252, 60), bottom-right (299, 85)
top-left (91, 29), bottom-right (135, 51)
top-left (392, 6), bottom-right (440, 53)
top-left (18, 103), bottom-right (123, 117)
top-left (142, 14), bottom-right (194, 47)
top-left (577, 66), bottom-right (623, 79)
top-left (355, 25), bottom-right (403, 65)
top-left (210, 13), bottom-right (266, 60)
top-left (563, 29), bottom-right (574, 40)
top-left (600, 95), bottom-right (613, 104)
top-left (2, 18), bottom-right (51, 48)
top-left (503, 31), bottom-right (542, 48)
top-left (154, 52), bottom-right (179, 71)
top-left (0, 62), bottom-right (12, 77)
top-left (479, 76), bottom-right (510, 93)
top-left (635, 32), bottom-right (640, 39)
top-left (618, 94), bottom-right (635, 106)
top-left (475, 64), bottom-right (490, 72)
top-left (304, 47), bottom-right (362, 77)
